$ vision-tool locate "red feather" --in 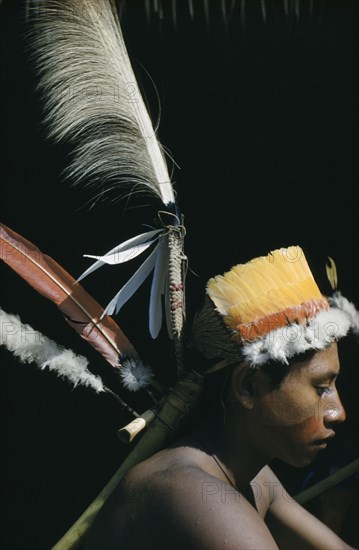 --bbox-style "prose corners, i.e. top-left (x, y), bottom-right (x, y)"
top-left (0, 223), bottom-right (140, 368)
